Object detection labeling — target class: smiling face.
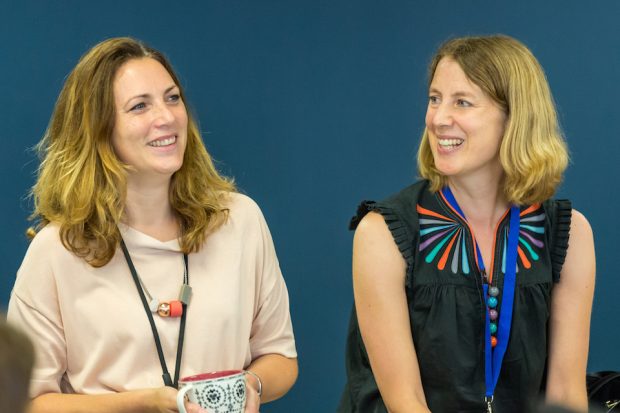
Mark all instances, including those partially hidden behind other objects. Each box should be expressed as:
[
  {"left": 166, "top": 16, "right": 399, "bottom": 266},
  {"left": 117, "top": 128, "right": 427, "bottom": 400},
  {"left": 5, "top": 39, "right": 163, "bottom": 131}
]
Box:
[
  {"left": 111, "top": 57, "right": 188, "bottom": 183},
  {"left": 425, "top": 57, "right": 507, "bottom": 184}
]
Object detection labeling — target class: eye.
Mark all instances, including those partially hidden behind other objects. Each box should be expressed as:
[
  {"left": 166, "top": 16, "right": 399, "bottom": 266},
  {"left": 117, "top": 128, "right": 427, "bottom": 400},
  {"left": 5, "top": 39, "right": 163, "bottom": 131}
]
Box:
[
  {"left": 456, "top": 99, "right": 472, "bottom": 107},
  {"left": 129, "top": 102, "right": 146, "bottom": 112},
  {"left": 428, "top": 95, "right": 440, "bottom": 105},
  {"left": 167, "top": 93, "right": 181, "bottom": 103}
]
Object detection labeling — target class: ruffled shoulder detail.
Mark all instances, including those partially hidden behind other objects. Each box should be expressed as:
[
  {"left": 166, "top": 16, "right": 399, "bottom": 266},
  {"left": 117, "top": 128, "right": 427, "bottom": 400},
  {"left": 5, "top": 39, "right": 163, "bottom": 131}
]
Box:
[
  {"left": 546, "top": 199, "right": 572, "bottom": 283},
  {"left": 348, "top": 200, "right": 377, "bottom": 231},
  {"left": 348, "top": 181, "right": 427, "bottom": 286}
]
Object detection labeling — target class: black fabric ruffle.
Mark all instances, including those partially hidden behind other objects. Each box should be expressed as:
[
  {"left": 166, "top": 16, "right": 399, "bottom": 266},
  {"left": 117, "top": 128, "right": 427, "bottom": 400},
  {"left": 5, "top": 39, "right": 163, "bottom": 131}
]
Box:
[
  {"left": 548, "top": 199, "right": 572, "bottom": 282},
  {"left": 349, "top": 200, "right": 416, "bottom": 287}
]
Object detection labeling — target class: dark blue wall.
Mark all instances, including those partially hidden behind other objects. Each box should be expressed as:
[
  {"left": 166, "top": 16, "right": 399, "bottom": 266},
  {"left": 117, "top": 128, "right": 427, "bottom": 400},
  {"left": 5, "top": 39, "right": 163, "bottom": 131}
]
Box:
[{"left": 2, "top": 1, "right": 618, "bottom": 411}]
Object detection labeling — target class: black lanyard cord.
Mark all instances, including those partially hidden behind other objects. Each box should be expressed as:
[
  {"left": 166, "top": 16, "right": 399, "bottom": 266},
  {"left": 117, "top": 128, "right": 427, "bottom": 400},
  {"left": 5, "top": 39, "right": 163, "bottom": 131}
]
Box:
[
  {"left": 173, "top": 254, "right": 190, "bottom": 386},
  {"left": 120, "top": 239, "right": 188, "bottom": 388}
]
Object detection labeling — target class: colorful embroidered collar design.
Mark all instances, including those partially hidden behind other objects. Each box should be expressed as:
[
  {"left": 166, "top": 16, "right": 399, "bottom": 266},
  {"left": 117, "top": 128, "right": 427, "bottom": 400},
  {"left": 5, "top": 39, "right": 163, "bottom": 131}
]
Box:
[{"left": 417, "top": 201, "right": 545, "bottom": 275}]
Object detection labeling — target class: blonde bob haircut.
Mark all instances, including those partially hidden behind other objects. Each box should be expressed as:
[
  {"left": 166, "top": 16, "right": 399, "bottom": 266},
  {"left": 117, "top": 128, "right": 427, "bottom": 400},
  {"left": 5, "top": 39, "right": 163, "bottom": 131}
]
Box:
[
  {"left": 417, "top": 35, "right": 568, "bottom": 205},
  {"left": 30, "top": 37, "right": 235, "bottom": 267}
]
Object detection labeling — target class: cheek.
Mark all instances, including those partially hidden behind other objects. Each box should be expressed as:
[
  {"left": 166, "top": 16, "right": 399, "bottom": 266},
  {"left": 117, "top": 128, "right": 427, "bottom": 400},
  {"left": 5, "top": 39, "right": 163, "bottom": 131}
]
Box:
[
  {"left": 110, "top": 120, "right": 140, "bottom": 162},
  {"left": 180, "top": 114, "right": 189, "bottom": 131},
  {"left": 110, "top": 129, "right": 123, "bottom": 157},
  {"left": 110, "top": 135, "right": 130, "bottom": 163},
  {"left": 489, "top": 110, "right": 507, "bottom": 139},
  {"left": 490, "top": 120, "right": 506, "bottom": 148},
  {"left": 172, "top": 102, "right": 188, "bottom": 126},
  {"left": 424, "top": 109, "right": 434, "bottom": 129}
]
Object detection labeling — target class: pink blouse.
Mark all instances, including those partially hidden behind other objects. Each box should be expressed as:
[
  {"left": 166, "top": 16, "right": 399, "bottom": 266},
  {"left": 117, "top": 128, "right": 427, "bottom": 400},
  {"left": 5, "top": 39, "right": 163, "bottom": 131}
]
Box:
[{"left": 8, "top": 192, "right": 296, "bottom": 396}]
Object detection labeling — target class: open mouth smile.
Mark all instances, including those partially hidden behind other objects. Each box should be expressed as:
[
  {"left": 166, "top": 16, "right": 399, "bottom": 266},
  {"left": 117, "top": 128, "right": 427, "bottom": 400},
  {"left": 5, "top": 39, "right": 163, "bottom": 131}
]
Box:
[
  {"left": 148, "top": 135, "right": 177, "bottom": 147},
  {"left": 438, "top": 138, "right": 464, "bottom": 149}
]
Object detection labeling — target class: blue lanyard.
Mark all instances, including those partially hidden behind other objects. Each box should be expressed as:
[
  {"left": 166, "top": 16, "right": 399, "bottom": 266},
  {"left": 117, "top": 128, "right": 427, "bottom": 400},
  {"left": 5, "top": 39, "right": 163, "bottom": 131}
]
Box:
[{"left": 441, "top": 187, "right": 520, "bottom": 407}]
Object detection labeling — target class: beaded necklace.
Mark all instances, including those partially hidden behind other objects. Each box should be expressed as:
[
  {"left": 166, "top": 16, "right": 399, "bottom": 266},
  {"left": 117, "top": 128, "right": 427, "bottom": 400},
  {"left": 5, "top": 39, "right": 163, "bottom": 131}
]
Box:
[{"left": 120, "top": 239, "right": 191, "bottom": 388}]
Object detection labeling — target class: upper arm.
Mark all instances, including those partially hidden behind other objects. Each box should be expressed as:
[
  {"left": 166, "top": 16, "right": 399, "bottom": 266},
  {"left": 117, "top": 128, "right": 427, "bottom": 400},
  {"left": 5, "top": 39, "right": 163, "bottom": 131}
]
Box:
[
  {"left": 353, "top": 212, "right": 428, "bottom": 410},
  {"left": 546, "top": 209, "right": 595, "bottom": 409},
  {"left": 247, "top": 197, "right": 296, "bottom": 360},
  {"left": 7, "top": 230, "right": 68, "bottom": 397}
]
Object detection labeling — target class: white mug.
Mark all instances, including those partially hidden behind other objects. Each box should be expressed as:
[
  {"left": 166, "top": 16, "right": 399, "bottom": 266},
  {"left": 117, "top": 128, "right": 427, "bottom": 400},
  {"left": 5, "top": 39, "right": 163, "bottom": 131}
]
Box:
[{"left": 177, "top": 370, "right": 246, "bottom": 413}]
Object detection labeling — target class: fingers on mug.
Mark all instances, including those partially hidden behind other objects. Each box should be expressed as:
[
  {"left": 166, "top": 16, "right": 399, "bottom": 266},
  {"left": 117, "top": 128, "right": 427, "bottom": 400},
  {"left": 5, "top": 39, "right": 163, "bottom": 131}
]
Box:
[{"left": 176, "top": 370, "right": 247, "bottom": 413}]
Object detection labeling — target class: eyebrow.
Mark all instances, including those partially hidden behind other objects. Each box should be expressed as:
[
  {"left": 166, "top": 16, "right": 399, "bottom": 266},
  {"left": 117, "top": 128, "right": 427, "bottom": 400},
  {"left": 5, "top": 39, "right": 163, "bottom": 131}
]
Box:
[
  {"left": 428, "top": 87, "right": 476, "bottom": 98},
  {"left": 123, "top": 85, "right": 179, "bottom": 107}
]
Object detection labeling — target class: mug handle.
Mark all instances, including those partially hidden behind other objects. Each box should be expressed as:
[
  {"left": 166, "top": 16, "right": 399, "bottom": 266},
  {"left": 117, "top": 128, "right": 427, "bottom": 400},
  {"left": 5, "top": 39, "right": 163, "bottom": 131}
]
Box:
[{"left": 176, "top": 383, "right": 194, "bottom": 413}]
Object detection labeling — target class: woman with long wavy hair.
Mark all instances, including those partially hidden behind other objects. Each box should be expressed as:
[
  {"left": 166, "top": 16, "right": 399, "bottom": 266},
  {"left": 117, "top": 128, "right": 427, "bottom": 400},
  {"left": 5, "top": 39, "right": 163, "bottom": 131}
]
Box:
[{"left": 8, "top": 37, "right": 297, "bottom": 413}]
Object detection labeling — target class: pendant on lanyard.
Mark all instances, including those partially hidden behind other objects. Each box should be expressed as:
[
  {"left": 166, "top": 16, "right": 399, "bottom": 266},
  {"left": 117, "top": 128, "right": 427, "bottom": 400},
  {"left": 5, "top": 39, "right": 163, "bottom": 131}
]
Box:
[{"left": 120, "top": 239, "right": 190, "bottom": 388}]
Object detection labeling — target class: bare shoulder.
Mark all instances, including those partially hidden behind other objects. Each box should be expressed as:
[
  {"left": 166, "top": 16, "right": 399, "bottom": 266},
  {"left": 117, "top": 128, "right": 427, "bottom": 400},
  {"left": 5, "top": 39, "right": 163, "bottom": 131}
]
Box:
[
  {"left": 355, "top": 210, "right": 391, "bottom": 239},
  {"left": 353, "top": 211, "right": 400, "bottom": 256},
  {"left": 569, "top": 209, "right": 593, "bottom": 240},
  {"left": 353, "top": 211, "right": 405, "bottom": 283},
  {"left": 565, "top": 208, "right": 595, "bottom": 266}
]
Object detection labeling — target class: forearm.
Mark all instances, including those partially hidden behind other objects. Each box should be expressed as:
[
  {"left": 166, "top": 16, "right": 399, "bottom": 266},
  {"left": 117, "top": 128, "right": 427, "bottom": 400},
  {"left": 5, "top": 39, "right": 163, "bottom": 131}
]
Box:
[
  {"left": 29, "top": 388, "right": 170, "bottom": 413},
  {"left": 245, "top": 354, "right": 298, "bottom": 403},
  {"left": 546, "top": 380, "right": 588, "bottom": 412},
  {"left": 373, "top": 353, "right": 430, "bottom": 413},
  {"left": 385, "top": 399, "right": 432, "bottom": 413}
]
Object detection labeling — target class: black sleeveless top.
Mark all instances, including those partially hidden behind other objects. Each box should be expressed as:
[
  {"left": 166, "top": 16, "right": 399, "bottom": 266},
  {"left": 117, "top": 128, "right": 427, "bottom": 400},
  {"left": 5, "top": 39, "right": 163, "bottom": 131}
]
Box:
[{"left": 338, "top": 181, "right": 572, "bottom": 413}]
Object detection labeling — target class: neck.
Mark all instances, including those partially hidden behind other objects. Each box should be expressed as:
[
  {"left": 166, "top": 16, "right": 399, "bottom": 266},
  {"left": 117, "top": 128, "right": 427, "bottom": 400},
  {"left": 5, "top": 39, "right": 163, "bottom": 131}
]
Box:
[
  {"left": 123, "top": 176, "right": 178, "bottom": 241},
  {"left": 447, "top": 176, "right": 509, "bottom": 229}
]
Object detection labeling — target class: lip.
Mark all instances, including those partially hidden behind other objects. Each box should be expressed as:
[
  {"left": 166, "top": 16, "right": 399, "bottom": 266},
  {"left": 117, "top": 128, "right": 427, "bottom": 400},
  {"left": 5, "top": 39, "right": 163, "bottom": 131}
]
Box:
[
  {"left": 435, "top": 133, "right": 464, "bottom": 140},
  {"left": 434, "top": 133, "right": 464, "bottom": 153}
]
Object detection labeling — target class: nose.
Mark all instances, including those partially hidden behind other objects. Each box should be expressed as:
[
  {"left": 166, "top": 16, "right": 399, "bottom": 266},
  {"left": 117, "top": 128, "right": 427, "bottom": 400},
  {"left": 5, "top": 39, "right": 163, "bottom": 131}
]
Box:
[
  {"left": 152, "top": 101, "right": 175, "bottom": 127},
  {"left": 428, "top": 102, "right": 453, "bottom": 129}
]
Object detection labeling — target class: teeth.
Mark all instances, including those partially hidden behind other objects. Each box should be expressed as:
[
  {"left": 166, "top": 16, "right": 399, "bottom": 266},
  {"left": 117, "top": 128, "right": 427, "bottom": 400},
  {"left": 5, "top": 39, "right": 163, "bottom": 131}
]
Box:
[
  {"left": 149, "top": 136, "right": 176, "bottom": 147},
  {"left": 438, "top": 138, "right": 463, "bottom": 147}
]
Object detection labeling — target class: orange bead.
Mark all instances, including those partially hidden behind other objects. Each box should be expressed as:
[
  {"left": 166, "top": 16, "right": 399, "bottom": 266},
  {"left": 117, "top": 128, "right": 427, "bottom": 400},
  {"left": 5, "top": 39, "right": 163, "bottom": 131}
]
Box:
[
  {"left": 491, "top": 336, "right": 498, "bottom": 348},
  {"left": 169, "top": 300, "right": 183, "bottom": 317}
]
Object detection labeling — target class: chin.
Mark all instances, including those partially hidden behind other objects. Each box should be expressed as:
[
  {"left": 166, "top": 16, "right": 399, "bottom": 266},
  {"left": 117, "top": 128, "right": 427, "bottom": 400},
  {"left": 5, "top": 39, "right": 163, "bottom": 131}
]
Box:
[
  {"left": 433, "top": 161, "right": 460, "bottom": 178},
  {"left": 152, "top": 166, "right": 183, "bottom": 178}
]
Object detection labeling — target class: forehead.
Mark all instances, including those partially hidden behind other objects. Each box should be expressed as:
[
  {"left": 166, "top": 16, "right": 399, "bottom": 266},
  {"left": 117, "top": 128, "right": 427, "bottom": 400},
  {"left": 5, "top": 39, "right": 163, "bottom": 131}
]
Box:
[
  {"left": 113, "top": 58, "right": 175, "bottom": 96},
  {"left": 430, "top": 57, "right": 480, "bottom": 93}
]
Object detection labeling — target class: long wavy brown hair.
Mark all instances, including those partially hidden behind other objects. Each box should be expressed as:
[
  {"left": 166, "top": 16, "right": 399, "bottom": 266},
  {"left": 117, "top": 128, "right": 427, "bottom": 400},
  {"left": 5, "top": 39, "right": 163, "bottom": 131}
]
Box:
[
  {"left": 417, "top": 35, "right": 568, "bottom": 205},
  {"left": 29, "top": 37, "right": 235, "bottom": 267}
]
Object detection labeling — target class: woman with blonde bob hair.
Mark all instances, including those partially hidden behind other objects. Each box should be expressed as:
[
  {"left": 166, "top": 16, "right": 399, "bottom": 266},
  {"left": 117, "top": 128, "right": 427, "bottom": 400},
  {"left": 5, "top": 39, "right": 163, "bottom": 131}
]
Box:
[
  {"left": 339, "top": 35, "right": 595, "bottom": 412},
  {"left": 8, "top": 37, "right": 297, "bottom": 413}
]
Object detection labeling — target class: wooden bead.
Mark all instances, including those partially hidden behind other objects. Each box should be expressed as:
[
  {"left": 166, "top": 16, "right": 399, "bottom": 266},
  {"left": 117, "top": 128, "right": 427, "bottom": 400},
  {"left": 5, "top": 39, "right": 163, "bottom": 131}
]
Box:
[{"left": 157, "top": 302, "right": 171, "bottom": 317}]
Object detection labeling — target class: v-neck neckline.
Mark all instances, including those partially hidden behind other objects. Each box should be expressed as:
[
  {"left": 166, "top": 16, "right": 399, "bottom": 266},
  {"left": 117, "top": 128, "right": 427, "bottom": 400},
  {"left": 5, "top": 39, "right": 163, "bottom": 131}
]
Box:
[
  {"left": 119, "top": 224, "right": 181, "bottom": 252},
  {"left": 437, "top": 190, "right": 512, "bottom": 284}
]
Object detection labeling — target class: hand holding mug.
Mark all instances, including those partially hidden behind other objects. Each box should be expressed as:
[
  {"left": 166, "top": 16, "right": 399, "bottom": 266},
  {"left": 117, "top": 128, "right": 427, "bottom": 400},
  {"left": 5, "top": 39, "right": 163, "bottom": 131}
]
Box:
[
  {"left": 243, "top": 378, "right": 260, "bottom": 413},
  {"left": 177, "top": 370, "right": 247, "bottom": 413}
]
